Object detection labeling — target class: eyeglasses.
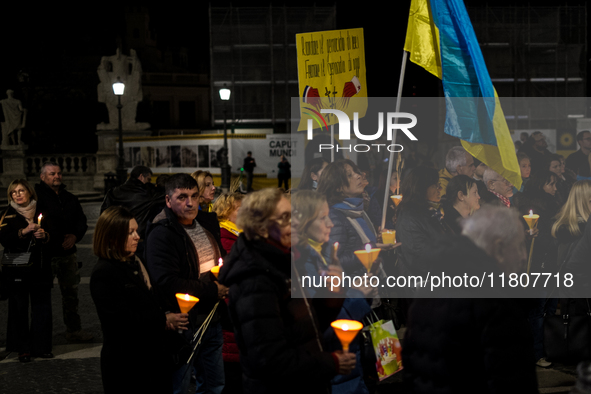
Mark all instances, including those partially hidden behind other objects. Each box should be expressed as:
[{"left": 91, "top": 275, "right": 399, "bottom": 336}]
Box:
[
  {"left": 273, "top": 213, "right": 291, "bottom": 227},
  {"left": 10, "top": 189, "right": 27, "bottom": 196}
]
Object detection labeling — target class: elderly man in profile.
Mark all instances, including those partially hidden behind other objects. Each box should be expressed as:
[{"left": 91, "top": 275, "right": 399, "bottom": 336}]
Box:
[
  {"left": 480, "top": 167, "right": 514, "bottom": 208},
  {"left": 402, "top": 206, "right": 538, "bottom": 393},
  {"left": 438, "top": 146, "right": 475, "bottom": 196}
]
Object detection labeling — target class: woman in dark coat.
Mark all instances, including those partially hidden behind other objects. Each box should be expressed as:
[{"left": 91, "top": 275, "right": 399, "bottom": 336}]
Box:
[
  {"left": 0, "top": 179, "right": 51, "bottom": 362},
  {"left": 514, "top": 170, "right": 561, "bottom": 367},
  {"left": 90, "top": 206, "right": 188, "bottom": 394},
  {"left": 219, "top": 188, "right": 356, "bottom": 394},
  {"left": 394, "top": 166, "right": 449, "bottom": 279}
]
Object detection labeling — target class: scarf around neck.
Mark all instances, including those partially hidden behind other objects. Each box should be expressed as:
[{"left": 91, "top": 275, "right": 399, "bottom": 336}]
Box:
[
  {"left": 219, "top": 220, "right": 242, "bottom": 236},
  {"left": 10, "top": 200, "right": 37, "bottom": 223},
  {"left": 332, "top": 198, "right": 377, "bottom": 244}
]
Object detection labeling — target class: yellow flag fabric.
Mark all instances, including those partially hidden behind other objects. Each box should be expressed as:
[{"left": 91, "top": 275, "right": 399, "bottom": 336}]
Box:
[{"left": 404, "top": 0, "right": 521, "bottom": 189}]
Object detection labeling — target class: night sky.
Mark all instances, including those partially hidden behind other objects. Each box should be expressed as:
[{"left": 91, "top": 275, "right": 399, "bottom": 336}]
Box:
[{"left": 0, "top": 1, "right": 588, "bottom": 153}]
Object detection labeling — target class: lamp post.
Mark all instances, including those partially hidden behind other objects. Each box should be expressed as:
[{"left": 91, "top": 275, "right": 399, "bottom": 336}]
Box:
[
  {"left": 113, "top": 77, "right": 126, "bottom": 184},
  {"left": 219, "top": 85, "right": 231, "bottom": 192}
]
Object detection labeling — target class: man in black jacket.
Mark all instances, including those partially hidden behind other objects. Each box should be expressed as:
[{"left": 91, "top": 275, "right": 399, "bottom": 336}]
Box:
[
  {"left": 243, "top": 151, "right": 256, "bottom": 192},
  {"left": 145, "top": 173, "right": 228, "bottom": 394},
  {"left": 35, "top": 161, "right": 93, "bottom": 343}
]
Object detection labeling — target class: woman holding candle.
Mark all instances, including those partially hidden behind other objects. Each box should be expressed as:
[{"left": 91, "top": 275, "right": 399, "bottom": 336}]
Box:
[
  {"left": 317, "top": 159, "right": 395, "bottom": 277},
  {"left": 219, "top": 188, "right": 356, "bottom": 394},
  {"left": 514, "top": 170, "right": 561, "bottom": 368},
  {"left": 0, "top": 179, "right": 51, "bottom": 363},
  {"left": 90, "top": 206, "right": 188, "bottom": 393},
  {"left": 441, "top": 175, "right": 481, "bottom": 235},
  {"left": 292, "top": 189, "right": 376, "bottom": 394}
]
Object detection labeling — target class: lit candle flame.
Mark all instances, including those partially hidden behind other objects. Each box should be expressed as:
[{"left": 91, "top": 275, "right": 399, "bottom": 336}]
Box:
[
  {"left": 218, "top": 258, "right": 223, "bottom": 267},
  {"left": 38, "top": 213, "right": 43, "bottom": 223},
  {"left": 334, "top": 242, "right": 339, "bottom": 251},
  {"left": 365, "top": 244, "right": 371, "bottom": 252},
  {"left": 342, "top": 324, "right": 349, "bottom": 331},
  {"left": 529, "top": 209, "right": 533, "bottom": 217},
  {"left": 184, "top": 294, "right": 190, "bottom": 301}
]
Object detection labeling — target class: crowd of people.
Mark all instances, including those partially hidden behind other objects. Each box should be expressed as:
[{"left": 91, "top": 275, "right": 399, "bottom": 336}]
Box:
[{"left": 2, "top": 131, "right": 591, "bottom": 393}]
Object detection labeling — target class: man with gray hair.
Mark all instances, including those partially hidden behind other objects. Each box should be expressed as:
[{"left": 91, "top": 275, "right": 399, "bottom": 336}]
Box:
[
  {"left": 402, "top": 205, "right": 538, "bottom": 391},
  {"left": 35, "top": 161, "right": 93, "bottom": 343},
  {"left": 438, "top": 146, "right": 475, "bottom": 196},
  {"left": 480, "top": 167, "right": 514, "bottom": 207}
]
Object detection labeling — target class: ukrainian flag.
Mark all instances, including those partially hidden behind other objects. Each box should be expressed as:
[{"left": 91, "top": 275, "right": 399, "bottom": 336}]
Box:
[{"left": 404, "top": 0, "right": 521, "bottom": 189}]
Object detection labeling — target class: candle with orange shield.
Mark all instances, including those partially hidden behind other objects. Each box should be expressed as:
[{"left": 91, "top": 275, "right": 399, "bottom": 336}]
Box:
[
  {"left": 175, "top": 293, "right": 199, "bottom": 333},
  {"left": 354, "top": 244, "right": 381, "bottom": 273},
  {"left": 211, "top": 258, "right": 223, "bottom": 279},
  {"left": 390, "top": 195, "right": 402, "bottom": 207},
  {"left": 523, "top": 210, "right": 539, "bottom": 236},
  {"left": 176, "top": 293, "right": 199, "bottom": 314},
  {"left": 331, "top": 319, "right": 363, "bottom": 353},
  {"left": 523, "top": 210, "right": 540, "bottom": 274}
]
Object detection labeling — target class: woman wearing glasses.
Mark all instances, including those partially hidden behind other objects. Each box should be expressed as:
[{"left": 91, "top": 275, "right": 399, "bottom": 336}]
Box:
[
  {"left": 219, "top": 188, "right": 356, "bottom": 394},
  {"left": 0, "top": 179, "right": 51, "bottom": 363}
]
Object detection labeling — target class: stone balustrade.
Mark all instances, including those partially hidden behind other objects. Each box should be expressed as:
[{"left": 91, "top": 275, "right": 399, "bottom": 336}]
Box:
[{"left": 24, "top": 154, "right": 98, "bottom": 191}]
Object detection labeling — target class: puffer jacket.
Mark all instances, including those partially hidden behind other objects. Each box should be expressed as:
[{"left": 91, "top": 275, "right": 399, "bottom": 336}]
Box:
[{"left": 219, "top": 234, "right": 339, "bottom": 394}]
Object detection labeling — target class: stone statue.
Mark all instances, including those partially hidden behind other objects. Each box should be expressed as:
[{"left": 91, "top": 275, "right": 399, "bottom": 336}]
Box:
[
  {"left": 1, "top": 90, "right": 27, "bottom": 147},
  {"left": 97, "top": 48, "right": 150, "bottom": 131}
]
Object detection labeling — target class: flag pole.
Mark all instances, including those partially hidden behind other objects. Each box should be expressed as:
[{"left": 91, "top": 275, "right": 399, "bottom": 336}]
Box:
[{"left": 381, "top": 50, "right": 408, "bottom": 231}]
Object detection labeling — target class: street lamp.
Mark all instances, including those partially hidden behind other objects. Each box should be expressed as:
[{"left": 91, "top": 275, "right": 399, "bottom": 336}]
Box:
[
  {"left": 113, "top": 77, "right": 126, "bottom": 184},
  {"left": 219, "top": 85, "right": 231, "bottom": 191}
]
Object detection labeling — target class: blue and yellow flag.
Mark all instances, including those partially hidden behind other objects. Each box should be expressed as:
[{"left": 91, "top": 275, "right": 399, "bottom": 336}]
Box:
[{"left": 404, "top": 0, "right": 521, "bottom": 189}]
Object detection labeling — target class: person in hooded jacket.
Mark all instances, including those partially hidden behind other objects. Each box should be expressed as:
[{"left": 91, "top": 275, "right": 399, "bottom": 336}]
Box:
[{"left": 218, "top": 188, "right": 356, "bottom": 394}]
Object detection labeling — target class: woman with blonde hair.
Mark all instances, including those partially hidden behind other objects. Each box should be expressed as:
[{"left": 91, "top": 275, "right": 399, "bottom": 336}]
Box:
[
  {"left": 191, "top": 170, "right": 216, "bottom": 211},
  {"left": 292, "top": 189, "right": 376, "bottom": 394},
  {"left": 552, "top": 180, "right": 591, "bottom": 283},
  {"left": 190, "top": 170, "right": 225, "bottom": 256},
  {"left": 0, "top": 179, "right": 51, "bottom": 362},
  {"left": 212, "top": 192, "right": 245, "bottom": 255}
]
